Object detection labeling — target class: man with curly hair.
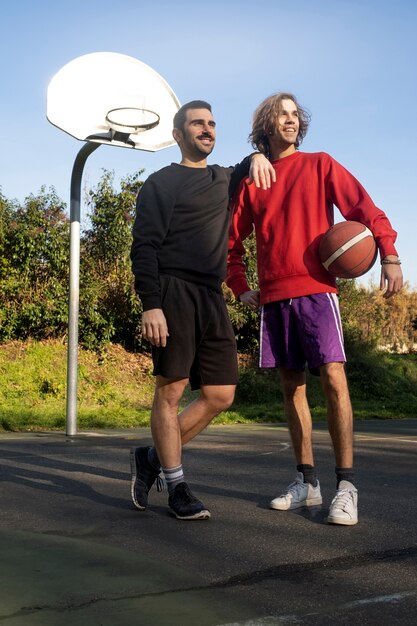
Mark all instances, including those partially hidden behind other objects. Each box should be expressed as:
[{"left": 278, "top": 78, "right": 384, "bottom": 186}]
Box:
[{"left": 226, "top": 92, "right": 403, "bottom": 525}]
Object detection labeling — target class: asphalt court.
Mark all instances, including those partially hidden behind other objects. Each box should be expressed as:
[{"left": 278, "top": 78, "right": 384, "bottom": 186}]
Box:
[{"left": 0, "top": 420, "right": 416, "bottom": 625}]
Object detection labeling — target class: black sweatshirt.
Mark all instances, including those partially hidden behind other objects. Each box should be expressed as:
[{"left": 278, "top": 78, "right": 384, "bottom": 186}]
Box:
[{"left": 130, "top": 158, "right": 250, "bottom": 311}]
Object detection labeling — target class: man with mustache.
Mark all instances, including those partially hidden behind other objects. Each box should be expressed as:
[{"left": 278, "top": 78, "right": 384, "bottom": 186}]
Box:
[
  {"left": 227, "top": 92, "right": 403, "bottom": 526},
  {"left": 130, "top": 100, "right": 274, "bottom": 520}
]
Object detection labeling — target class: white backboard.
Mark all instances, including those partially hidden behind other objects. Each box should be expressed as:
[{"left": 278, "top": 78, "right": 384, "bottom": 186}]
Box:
[{"left": 47, "top": 52, "right": 180, "bottom": 151}]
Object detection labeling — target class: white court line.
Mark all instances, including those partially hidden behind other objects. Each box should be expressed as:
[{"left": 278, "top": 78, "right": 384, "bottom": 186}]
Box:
[
  {"left": 218, "top": 590, "right": 417, "bottom": 625},
  {"left": 354, "top": 434, "right": 417, "bottom": 444},
  {"left": 259, "top": 444, "right": 291, "bottom": 455},
  {"left": 313, "top": 430, "right": 417, "bottom": 444}
]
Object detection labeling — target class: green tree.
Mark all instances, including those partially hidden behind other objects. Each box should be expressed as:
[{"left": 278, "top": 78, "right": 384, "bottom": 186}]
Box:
[
  {"left": 226, "top": 232, "right": 260, "bottom": 354},
  {"left": 0, "top": 189, "right": 13, "bottom": 279},
  {"left": 337, "top": 279, "right": 381, "bottom": 347},
  {"left": 80, "top": 170, "right": 144, "bottom": 350},
  {"left": 84, "top": 169, "right": 141, "bottom": 268},
  {"left": 0, "top": 187, "right": 69, "bottom": 341}
]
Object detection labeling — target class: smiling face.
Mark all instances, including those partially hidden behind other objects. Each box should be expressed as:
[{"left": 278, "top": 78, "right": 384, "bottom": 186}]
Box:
[
  {"left": 270, "top": 98, "right": 300, "bottom": 155},
  {"left": 173, "top": 107, "right": 216, "bottom": 164}
]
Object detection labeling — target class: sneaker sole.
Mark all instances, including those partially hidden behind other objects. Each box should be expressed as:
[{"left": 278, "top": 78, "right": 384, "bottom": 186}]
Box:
[
  {"left": 327, "top": 515, "right": 358, "bottom": 526},
  {"left": 130, "top": 449, "right": 146, "bottom": 511},
  {"left": 270, "top": 496, "right": 323, "bottom": 511},
  {"left": 171, "top": 509, "right": 211, "bottom": 520}
]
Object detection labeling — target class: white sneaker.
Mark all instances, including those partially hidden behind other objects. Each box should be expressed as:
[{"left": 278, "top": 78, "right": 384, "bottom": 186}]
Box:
[
  {"left": 270, "top": 472, "right": 322, "bottom": 510},
  {"left": 327, "top": 480, "right": 358, "bottom": 525}
]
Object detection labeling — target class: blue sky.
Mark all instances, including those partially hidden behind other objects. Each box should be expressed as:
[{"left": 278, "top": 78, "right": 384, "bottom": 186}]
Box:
[{"left": 1, "top": 0, "right": 416, "bottom": 287}]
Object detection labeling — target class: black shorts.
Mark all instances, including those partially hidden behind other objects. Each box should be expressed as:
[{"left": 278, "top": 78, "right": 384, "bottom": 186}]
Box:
[{"left": 152, "top": 274, "right": 238, "bottom": 390}]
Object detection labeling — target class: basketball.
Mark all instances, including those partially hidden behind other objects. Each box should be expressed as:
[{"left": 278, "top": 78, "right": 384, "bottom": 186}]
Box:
[{"left": 319, "top": 220, "right": 378, "bottom": 278}]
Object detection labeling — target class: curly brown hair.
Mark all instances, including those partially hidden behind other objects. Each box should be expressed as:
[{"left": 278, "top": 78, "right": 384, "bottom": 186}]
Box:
[{"left": 249, "top": 93, "right": 311, "bottom": 157}]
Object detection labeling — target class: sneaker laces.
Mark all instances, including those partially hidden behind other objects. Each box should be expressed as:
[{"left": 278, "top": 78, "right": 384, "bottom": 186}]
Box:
[
  {"left": 285, "top": 475, "right": 305, "bottom": 498},
  {"left": 156, "top": 474, "right": 164, "bottom": 493},
  {"left": 331, "top": 487, "right": 353, "bottom": 511}
]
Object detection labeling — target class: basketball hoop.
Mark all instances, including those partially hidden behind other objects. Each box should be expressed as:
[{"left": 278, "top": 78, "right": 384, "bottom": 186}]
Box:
[
  {"left": 86, "top": 107, "right": 161, "bottom": 147},
  {"left": 106, "top": 107, "right": 160, "bottom": 133}
]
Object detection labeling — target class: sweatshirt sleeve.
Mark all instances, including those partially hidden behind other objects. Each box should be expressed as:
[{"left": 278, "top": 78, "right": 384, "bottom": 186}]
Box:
[
  {"left": 130, "top": 175, "right": 175, "bottom": 310},
  {"left": 226, "top": 180, "right": 254, "bottom": 297},
  {"left": 228, "top": 156, "right": 251, "bottom": 198},
  {"left": 324, "top": 155, "right": 399, "bottom": 259}
]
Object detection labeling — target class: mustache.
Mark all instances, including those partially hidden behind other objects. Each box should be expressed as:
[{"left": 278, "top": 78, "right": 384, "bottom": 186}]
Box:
[{"left": 197, "top": 132, "right": 214, "bottom": 140}]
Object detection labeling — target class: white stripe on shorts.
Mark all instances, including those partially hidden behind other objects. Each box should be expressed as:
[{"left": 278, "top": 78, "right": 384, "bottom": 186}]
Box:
[
  {"left": 326, "top": 292, "right": 346, "bottom": 361},
  {"left": 259, "top": 305, "right": 265, "bottom": 367}
]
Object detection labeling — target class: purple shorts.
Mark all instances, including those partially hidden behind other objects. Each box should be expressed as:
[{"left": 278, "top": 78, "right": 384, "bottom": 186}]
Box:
[{"left": 259, "top": 293, "right": 346, "bottom": 372}]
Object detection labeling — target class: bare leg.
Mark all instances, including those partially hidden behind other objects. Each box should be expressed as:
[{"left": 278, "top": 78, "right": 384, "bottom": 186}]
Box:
[
  {"left": 179, "top": 384, "right": 236, "bottom": 444},
  {"left": 320, "top": 362, "right": 353, "bottom": 468},
  {"left": 150, "top": 376, "right": 188, "bottom": 469},
  {"left": 279, "top": 367, "right": 314, "bottom": 466},
  {"left": 151, "top": 377, "right": 235, "bottom": 468}
]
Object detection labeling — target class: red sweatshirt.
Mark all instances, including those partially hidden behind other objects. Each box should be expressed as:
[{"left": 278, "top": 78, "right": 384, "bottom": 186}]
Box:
[{"left": 226, "top": 151, "right": 399, "bottom": 304}]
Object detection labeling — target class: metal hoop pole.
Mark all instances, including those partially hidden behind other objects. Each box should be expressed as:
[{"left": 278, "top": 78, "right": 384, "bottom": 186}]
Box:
[{"left": 66, "top": 142, "right": 100, "bottom": 436}]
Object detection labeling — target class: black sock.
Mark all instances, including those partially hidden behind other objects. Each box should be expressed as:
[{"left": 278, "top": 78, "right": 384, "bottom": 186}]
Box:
[
  {"left": 335, "top": 467, "right": 355, "bottom": 488},
  {"left": 297, "top": 464, "right": 318, "bottom": 487}
]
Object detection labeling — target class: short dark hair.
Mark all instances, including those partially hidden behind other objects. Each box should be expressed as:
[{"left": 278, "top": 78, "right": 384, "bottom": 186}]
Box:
[
  {"left": 249, "top": 92, "right": 311, "bottom": 157},
  {"left": 173, "top": 100, "right": 212, "bottom": 132}
]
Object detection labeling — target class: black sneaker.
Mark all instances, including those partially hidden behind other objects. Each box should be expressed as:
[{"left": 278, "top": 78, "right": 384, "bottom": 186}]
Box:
[
  {"left": 130, "top": 446, "right": 163, "bottom": 510},
  {"left": 168, "top": 482, "right": 211, "bottom": 520}
]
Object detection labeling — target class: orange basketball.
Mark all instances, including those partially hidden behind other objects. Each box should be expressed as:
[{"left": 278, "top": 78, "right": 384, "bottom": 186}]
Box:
[{"left": 319, "top": 221, "right": 378, "bottom": 279}]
